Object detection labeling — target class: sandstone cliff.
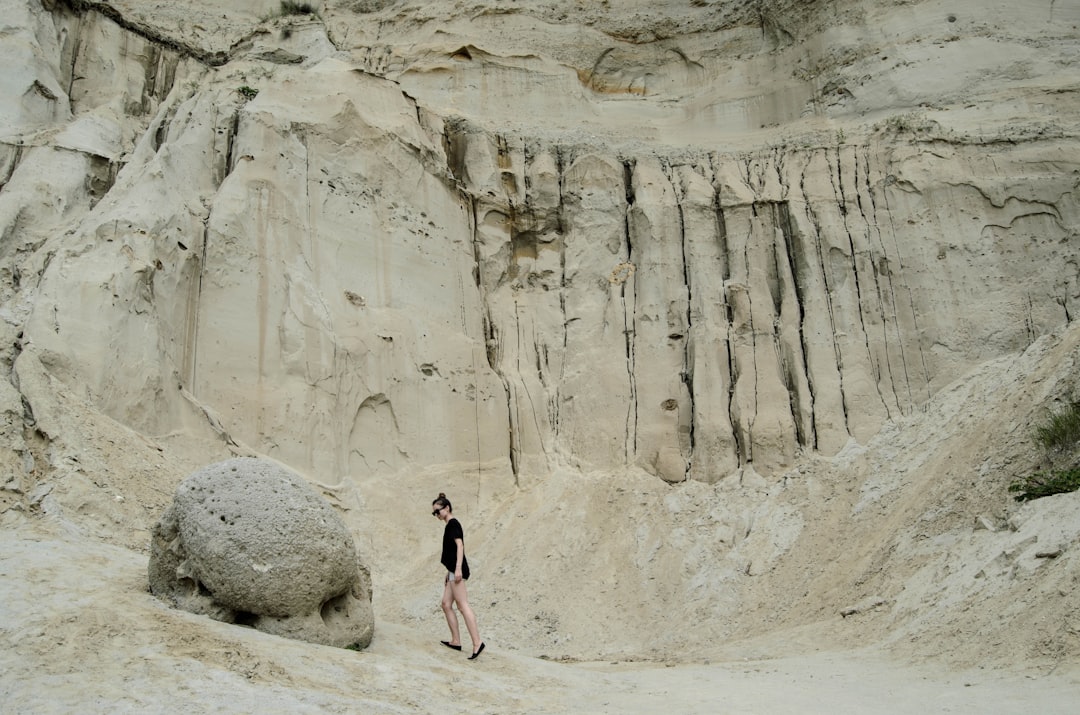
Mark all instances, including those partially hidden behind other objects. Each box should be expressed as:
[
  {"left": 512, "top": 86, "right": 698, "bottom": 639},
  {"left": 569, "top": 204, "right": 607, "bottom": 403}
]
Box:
[
  {"left": 5, "top": 0, "right": 1077, "bottom": 487},
  {"left": 2, "top": 0, "right": 1079, "bottom": 705}
]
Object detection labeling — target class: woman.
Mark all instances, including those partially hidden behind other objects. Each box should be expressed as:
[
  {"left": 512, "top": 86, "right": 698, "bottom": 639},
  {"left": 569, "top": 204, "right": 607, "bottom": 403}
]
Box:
[{"left": 432, "top": 492, "right": 484, "bottom": 659}]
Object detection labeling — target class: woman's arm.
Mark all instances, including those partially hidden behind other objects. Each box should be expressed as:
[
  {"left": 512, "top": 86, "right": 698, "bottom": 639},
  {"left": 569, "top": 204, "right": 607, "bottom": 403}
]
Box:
[{"left": 454, "top": 538, "right": 465, "bottom": 581}]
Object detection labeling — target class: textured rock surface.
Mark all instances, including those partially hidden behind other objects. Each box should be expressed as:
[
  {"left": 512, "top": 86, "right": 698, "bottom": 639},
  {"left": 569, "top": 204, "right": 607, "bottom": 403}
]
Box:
[
  {"left": 149, "top": 457, "right": 373, "bottom": 649},
  {"left": 1, "top": 0, "right": 1079, "bottom": 703},
  {"left": 3, "top": 0, "right": 1077, "bottom": 488}
]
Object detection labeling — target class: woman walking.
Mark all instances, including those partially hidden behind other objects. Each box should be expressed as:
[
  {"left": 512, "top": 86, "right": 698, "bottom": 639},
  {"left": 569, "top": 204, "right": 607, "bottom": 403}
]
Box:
[{"left": 432, "top": 492, "right": 484, "bottom": 659}]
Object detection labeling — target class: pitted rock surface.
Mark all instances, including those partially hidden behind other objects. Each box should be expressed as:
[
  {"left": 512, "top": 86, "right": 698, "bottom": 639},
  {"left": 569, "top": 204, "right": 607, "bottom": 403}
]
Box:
[{"left": 148, "top": 458, "right": 373, "bottom": 649}]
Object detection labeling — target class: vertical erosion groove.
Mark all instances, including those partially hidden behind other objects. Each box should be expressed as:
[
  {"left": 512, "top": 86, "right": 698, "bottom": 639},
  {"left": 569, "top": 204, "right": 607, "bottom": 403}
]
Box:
[
  {"left": 743, "top": 204, "right": 757, "bottom": 467},
  {"left": 715, "top": 197, "right": 742, "bottom": 466},
  {"left": 622, "top": 159, "right": 638, "bottom": 462},
  {"left": 713, "top": 183, "right": 731, "bottom": 283},
  {"left": 442, "top": 119, "right": 470, "bottom": 186},
  {"left": 467, "top": 195, "right": 492, "bottom": 365},
  {"left": 457, "top": 152, "right": 516, "bottom": 481},
  {"left": 555, "top": 145, "right": 568, "bottom": 351},
  {"left": 509, "top": 300, "right": 524, "bottom": 479},
  {"left": 142, "top": 44, "right": 161, "bottom": 114},
  {"left": 867, "top": 148, "right": 919, "bottom": 410},
  {"left": 819, "top": 148, "right": 849, "bottom": 428},
  {"left": 851, "top": 145, "right": 895, "bottom": 419},
  {"left": 554, "top": 145, "right": 567, "bottom": 442},
  {"left": 834, "top": 145, "right": 888, "bottom": 425},
  {"left": 666, "top": 163, "right": 695, "bottom": 475},
  {"left": 878, "top": 159, "right": 932, "bottom": 404},
  {"left": 66, "top": 13, "right": 83, "bottom": 104},
  {"left": 776, "top": 200, "right": 815, "bottom": 448},
  {"left": 465, "top": 180, "right": 517, "bottom": 480},
  {"left": 221, "top": 109, "right": 240, "bottom": 185},
  {"left": 185, "top": 215, "right": 209, "bottom": 393},
  {"left": 833, "top": 146, "right": 867, "bottom": 333},
  {"left": 150, "top": 98, "right": 176, "bottom": 153}
]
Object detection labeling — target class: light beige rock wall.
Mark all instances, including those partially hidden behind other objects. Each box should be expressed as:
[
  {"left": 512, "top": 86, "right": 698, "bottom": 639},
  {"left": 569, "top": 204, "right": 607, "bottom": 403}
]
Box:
[{"left": 1, "top": 0, "right": 1077, "bottom": 491}]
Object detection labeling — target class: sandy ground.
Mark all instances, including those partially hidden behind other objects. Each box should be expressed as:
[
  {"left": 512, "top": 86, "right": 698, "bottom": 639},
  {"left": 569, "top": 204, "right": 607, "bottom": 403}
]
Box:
[
  {"left": 3, "top": 329, "right": 1080, "bottom": 713},
  {"left": 2, "top": 520, "right": 1078, "bottom": 715}
]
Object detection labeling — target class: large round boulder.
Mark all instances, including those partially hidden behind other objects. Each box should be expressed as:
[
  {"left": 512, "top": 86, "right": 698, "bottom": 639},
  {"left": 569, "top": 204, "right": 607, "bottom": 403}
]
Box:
[{"left": 148, "top": 457, "right": 373, "bottom": 649}]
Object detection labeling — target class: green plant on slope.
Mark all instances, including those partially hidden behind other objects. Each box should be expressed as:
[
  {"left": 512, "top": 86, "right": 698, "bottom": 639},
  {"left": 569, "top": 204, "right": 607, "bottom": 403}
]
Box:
[
  {"left": 237, "top": 86, "right": 258, "bottom": 100},
  {"left": 279, "top": 1, "right": 318, "bottom": 15},
  {"left": 1010, "top": 468, "right": 1080, "bottom": 502},
  {"left": 1033, "top": 400, "right": 1080, "bottom": 455},
  {"left": 260, "top": 1, "right": 320, "bottom": 22},
  {"left": 1010, "top": 401, "right": 1080, "bottom": 501}
]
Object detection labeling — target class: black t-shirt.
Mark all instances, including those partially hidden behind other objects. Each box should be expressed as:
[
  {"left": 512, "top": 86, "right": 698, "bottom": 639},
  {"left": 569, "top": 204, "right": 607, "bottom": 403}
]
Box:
[{"left": 441, "top": 518, "right": 470, "bottom": 580}]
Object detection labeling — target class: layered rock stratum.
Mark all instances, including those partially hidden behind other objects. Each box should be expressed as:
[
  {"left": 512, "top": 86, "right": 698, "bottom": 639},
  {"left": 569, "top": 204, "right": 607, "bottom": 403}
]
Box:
[{"left": 1, "top": 0, "right": 1079, "bottom": 711}]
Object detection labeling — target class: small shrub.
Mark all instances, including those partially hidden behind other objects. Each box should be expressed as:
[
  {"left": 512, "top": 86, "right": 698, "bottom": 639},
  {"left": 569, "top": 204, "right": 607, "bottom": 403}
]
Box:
[
  {"left": 237, "top": 86, "right": 259, "bottom": 100},
  {"left": 1009, "top": 468, "right": 1080, "bottom": 502},
  {"left": 280, "top": 1, "right": 318, "bottom": 15},
  {"left": 1033, "top": 401, "right": 1080, "bottom": 455},
  {"left": 1011, "top": 401, "right": 1080, "bottom": 501},
  {"left": 882, "top": 112, "right": 923, "bottom": 134}
]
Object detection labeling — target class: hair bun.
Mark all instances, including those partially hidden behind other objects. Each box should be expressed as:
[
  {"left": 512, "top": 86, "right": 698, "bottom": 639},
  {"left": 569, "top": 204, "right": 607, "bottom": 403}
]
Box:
[{"left": 438, "top": 492, "right": 447, "bottom": 499}]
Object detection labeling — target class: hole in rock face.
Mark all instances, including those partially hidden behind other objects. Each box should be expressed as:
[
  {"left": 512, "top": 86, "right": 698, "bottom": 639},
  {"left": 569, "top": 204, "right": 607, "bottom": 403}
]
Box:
[
  {"left": 661, "top": 399, "right": 679, "bottom": 411},
  {"left": 947, "top": 14, "right": 957, "bottom": 22},
  {"left": 234, "top": 611, "right": 258, "bottom": 627},
  {"left": 320, "top": 592, "right": 351, "bottom": 627}
]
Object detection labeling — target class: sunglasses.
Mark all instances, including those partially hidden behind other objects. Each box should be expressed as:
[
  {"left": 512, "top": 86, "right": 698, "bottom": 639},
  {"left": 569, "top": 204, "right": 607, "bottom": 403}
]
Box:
[{"left": 432, "top": 505, "right": 445, "bottom": 517}]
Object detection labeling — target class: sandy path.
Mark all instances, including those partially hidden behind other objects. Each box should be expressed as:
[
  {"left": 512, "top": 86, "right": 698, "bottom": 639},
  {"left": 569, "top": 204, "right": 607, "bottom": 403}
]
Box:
[{"left": 2, "top": 525, "right": 1078, "bottom": 714}]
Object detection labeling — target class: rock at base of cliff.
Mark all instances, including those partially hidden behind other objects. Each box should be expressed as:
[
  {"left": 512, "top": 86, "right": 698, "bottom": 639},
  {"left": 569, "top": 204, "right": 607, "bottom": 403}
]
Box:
[{"left": 148, "top": 457, "right": 373, "bottom": 649}]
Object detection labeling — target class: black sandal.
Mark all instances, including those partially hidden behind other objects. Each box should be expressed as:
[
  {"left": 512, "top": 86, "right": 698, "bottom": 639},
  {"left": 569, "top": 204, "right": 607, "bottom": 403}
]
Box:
[{"left": 441, "top": 641, "right": 462, "bottom": 651}]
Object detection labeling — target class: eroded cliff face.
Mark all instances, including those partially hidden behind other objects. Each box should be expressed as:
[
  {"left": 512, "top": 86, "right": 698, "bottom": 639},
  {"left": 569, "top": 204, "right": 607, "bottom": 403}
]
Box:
[
  {"left": 3, "top": 0, "right": 1080, "bottom": 679},
  {"left": 1, "top": 0, "right": 1078, "bottom": 494}
]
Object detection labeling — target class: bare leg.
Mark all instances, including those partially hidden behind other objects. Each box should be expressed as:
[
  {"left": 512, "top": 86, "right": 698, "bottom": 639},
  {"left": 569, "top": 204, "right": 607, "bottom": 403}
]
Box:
[
  {"left": 449, "top": 578, "right": 482, "bottom": 653},
  {"left": 440, "top": 577, "right": 461, "bottom": 646}
]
